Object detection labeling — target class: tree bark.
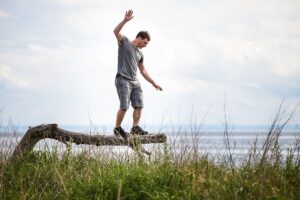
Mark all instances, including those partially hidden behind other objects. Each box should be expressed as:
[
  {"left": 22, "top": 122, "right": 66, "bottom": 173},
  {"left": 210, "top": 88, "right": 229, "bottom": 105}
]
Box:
[{"left": 12, "top": 124, "right": 167, "bottom": 158}]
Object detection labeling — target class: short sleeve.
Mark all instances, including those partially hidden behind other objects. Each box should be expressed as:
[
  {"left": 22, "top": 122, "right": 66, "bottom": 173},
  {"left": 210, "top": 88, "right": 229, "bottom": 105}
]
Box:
[
  {"left": 139, "top": 52, "right": 144, "bottom": 64},
  {"left": 139, "top": 56, "right": 143, "bottom": 63},
  {"left": 118, "top": 36, "right": 127, "bottom": 46}
]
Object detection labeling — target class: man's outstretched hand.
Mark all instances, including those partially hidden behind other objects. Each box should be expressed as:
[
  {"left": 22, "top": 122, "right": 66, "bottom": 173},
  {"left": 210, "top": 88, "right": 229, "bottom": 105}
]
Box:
[
  {"left": 124, "top": 10, "right": 134, "bottom": 22},
  {"left": 153, "top": 83, "right": 163, "bottom": 91}
]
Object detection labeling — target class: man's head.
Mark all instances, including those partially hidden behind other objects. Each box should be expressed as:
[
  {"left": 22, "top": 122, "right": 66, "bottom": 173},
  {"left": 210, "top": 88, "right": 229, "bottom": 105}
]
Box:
[{"left": 135, "top": 31, "right": 150, "bottom": 49}]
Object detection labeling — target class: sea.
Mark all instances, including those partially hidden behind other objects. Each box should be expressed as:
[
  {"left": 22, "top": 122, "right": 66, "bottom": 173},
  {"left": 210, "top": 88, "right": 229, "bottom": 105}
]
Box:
[{"left": 1, "top": 124, "right": 299, "bottom": 163}]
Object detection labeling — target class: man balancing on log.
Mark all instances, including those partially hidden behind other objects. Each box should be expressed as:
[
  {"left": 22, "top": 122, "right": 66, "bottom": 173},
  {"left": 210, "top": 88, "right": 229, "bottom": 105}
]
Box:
[{"left": 113, "top": 10, "right": 163, "bottom": 139}]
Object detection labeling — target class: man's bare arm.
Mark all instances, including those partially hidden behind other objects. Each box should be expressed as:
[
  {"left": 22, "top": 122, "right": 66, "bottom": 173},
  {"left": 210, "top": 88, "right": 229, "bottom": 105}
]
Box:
[
  {"left": 113, "top": 10, "right": 134, "bottom": 42},
  {"left": 138, "top": 63, "right": 163, "bottom": 91}
]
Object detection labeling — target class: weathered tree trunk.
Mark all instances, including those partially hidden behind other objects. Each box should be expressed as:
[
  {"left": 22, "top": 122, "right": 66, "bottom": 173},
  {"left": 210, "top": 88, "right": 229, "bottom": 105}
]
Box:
[{"left": 12, "top": 124, "right": 167, "bottom": 158}]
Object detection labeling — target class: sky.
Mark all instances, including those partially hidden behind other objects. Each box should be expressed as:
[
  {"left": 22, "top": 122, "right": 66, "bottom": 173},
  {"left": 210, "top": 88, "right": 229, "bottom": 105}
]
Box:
[{"left": 0, "top": 0, "right": 300, "bottom": 129}]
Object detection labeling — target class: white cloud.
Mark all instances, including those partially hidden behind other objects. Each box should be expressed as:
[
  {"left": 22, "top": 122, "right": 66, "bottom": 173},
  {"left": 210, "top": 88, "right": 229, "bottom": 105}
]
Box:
[
  {"left": 0, "top": 65, "right": 30, "bottom": 89},
  {"left": 63, "top": 8, "right": 118, "bottom": 35},
  {"left": 0, "top": 10, "right": 9, "bottom": 18},
  {"left": 51, "top": 0, "right": 102, "bottom": 6},
  {"left": 1, "top": 0, "right": 300, "bottom": 125},
  {"left": 244, "top": 82, "right": 260, "bottom": 88}
]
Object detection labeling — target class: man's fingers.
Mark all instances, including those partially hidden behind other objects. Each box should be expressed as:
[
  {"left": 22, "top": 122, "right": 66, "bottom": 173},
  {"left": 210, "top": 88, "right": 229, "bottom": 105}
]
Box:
[
  {"left": 126, "top": 10, "right": 133, "bottom": 16},
  {"left": 125, "top": 10, "right": 134, "bottom": 21}
]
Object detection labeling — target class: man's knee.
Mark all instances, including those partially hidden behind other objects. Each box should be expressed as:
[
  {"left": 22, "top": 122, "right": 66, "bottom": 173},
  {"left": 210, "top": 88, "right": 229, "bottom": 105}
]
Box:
[
  {"left": 133, "top": 107, "right": 142, "bottom": 111},
  {"left": 119, "top": 108, "right": 127, "bottom": 113}
]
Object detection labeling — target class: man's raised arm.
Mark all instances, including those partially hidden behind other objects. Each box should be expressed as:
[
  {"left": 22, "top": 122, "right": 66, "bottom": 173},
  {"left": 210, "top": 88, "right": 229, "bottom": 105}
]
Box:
[{"left": 113, "top": 10, "right": 134, "bottom": 42}]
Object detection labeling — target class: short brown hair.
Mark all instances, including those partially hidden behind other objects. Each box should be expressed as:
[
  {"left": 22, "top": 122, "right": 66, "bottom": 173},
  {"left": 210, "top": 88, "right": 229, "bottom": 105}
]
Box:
[{"left": 136, "top": 31, "right": 151, "bottom": 41}]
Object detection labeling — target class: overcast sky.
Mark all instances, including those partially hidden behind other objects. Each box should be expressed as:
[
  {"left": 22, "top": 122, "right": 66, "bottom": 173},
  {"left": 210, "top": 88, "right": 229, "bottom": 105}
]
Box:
[{"left": 0, "top": 0, "right": 300, "bottom": 129}]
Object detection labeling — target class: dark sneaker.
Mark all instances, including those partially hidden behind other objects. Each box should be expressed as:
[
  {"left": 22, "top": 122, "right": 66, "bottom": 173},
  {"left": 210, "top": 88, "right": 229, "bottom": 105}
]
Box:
[
  {"left": 130, "top": 126, "right": 148, "bottom": 135},
  {"left": 114, "top": 127, "right": 129, "bottom": 139}
]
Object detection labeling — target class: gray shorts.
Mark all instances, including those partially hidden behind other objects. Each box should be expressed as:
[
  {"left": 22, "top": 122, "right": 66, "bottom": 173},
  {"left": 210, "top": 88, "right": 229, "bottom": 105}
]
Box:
[{"left": 115, "top": 76, "right": 143, "bottom": 109}]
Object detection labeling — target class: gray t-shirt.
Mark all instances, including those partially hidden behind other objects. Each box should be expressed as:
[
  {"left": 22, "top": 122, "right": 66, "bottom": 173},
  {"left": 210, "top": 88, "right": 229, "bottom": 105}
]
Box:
[{"left": 117, "top": 36, "right": 144, "bottom": 81}]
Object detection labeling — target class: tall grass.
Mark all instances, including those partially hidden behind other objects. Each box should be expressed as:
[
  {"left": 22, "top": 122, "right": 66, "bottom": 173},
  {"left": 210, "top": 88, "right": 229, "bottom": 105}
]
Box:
[{"left": 0, "top": 105, "right": 300, "bottom": 199}]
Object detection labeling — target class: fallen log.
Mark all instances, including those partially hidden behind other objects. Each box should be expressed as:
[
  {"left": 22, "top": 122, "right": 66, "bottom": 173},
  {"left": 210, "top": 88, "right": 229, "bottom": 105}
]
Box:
[{"left": 12, "top": 124, "right": 167, "bottom": 158}]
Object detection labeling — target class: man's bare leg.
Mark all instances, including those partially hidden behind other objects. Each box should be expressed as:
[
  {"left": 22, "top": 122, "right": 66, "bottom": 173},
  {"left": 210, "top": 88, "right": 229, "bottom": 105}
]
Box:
[
  {"left": 133, "top": 107, "right": 142, "bottom": 127},
  {"left": 115, "top": 109, "right": 127, "bottom": 128},
  {"left": 131, "top": 107, "right": 148, "bottom": 135}
]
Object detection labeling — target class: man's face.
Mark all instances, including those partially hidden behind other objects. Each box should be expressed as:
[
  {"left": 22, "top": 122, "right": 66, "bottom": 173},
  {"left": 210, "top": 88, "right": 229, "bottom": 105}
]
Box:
[{"left": 138, "top": 38, "right": 149, "bottom": 49}]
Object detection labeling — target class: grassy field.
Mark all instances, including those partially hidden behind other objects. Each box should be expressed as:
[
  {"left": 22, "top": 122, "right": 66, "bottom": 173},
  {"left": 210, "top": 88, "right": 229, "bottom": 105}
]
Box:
[
  {"left": 0, "top": 105, "right": 299, "bottom": 199},
  {"left": 0, "top": 131, "right": 299, "bottom": 200}
]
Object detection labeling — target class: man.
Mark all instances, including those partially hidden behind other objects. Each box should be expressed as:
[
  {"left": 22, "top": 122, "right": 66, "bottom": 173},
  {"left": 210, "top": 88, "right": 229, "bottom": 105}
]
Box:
[{"left": 113, "top": 10, "right": 163, "bottom": 139}]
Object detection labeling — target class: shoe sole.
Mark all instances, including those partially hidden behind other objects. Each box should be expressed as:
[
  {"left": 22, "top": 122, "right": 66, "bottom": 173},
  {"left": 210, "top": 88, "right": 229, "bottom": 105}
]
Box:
[{"left": 130, "top": 132, "right": 148, "bottom": 135}]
